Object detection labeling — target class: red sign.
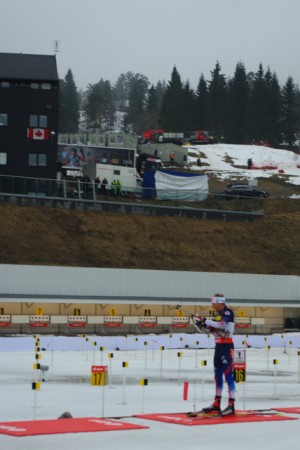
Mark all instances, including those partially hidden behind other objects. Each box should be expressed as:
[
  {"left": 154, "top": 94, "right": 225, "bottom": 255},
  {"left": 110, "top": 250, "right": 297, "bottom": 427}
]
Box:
[
  {"left": 236, "top": 323, "right": 250, "bottom": 328},
  {"left": 233, "top": 362, "right": 246, "bottom": 370},
  {"left": 0, "top": 322, "right": 10, "bottom": 327},
  {"left": 29, "top": 323, "right": 48, "bottom": 328},
  {"left": 104, "top": 323, "right": 122, "bottom": 327},
  {"left": 68, "top": 322, "right": 86, "bottom": 328},
  {"left": 233, "top": 361, "right": 247, "bottom": 382},
  {"left": 172, "top": 323, "right": 188, "bottom": 328},
  {"left": 139, "top": 323, "right": 156, "bottom": 327},
  {"left": 91, "top": 365, "right": 108, "bottom": 373}
]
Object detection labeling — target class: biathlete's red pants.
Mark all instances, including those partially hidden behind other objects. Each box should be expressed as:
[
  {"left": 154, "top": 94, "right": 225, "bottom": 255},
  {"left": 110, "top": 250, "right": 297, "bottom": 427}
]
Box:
[{"left": 213, "top": 343, "right": 235, "bottom": 399}]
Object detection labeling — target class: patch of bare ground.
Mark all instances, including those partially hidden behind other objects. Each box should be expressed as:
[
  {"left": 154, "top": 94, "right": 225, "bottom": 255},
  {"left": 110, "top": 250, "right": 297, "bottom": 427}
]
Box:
[{"left": 0, "top": 199, "right": 299, "bottom": 275}]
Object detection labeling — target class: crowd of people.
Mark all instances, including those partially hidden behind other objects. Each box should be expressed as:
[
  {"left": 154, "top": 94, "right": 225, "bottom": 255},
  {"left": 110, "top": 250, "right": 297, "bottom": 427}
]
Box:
[{"left": 93, "top": 177, "right": 123, "bottom": 196}]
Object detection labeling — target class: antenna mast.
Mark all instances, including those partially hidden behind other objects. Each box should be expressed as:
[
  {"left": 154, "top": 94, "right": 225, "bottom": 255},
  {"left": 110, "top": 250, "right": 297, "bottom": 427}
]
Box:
[{"left": 53, "top": 40, "right": 60, "bottom": 53}]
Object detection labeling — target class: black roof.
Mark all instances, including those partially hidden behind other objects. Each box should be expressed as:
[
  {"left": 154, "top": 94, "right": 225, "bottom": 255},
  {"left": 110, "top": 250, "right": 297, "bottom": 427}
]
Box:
[{"left": 0, "top": 52, "right": 58, "bottom": 82}]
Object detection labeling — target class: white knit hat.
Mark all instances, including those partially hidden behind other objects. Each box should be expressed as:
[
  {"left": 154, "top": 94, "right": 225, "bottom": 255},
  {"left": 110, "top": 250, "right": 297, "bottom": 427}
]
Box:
[{"left": 210, "top": 295, "right": 226, "bottom": 304}]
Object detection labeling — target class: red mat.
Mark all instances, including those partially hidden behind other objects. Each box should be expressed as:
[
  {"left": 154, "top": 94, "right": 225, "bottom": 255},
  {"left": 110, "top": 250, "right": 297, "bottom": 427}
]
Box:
[
  {"left": 134, "top": 411, "right": 297, "bottom": 426},
  {"left": 0, "top": 417, "right": 149, "bottom": 437},
  {"left": 274, "top": 407, "right": 300, "bottom": 414}
]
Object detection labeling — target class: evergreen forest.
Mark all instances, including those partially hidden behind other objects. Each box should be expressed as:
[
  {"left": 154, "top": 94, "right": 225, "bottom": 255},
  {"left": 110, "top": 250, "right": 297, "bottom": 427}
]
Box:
[{"left": 59, "top": 61, "right": 300, "bottom": 149}]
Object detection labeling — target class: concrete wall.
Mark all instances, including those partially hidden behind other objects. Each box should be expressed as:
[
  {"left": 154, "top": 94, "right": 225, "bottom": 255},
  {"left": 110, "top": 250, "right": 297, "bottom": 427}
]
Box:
[{"left": 0, "top": 264, "right": 299, "bottom": 306}]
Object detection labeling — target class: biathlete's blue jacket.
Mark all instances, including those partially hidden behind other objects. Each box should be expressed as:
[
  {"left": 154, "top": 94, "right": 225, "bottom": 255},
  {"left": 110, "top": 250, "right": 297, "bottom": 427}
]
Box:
[{"left": 204, "top": 306, "right": 235, "bottom": 344}]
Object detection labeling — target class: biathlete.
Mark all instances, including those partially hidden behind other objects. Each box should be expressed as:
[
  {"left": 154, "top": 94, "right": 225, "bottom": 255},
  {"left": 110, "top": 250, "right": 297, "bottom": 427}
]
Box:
[{"left": 194, "top": 293, "right": 236, "bottom": 416}]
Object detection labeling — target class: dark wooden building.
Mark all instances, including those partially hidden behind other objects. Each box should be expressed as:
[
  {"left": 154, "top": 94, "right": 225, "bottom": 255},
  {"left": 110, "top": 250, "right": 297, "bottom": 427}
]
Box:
[{"left": 0, "top": 52, "right": 59, "bottom": 179}]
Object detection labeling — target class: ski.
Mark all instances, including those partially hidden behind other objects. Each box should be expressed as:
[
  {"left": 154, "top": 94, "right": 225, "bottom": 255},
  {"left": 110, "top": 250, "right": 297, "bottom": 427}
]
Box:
[
  {"left": 186, "top": 408, "right": 275, "bottom": 419},
  {"left": 186, "top": 411, "right": 222, "bottom": 418}
]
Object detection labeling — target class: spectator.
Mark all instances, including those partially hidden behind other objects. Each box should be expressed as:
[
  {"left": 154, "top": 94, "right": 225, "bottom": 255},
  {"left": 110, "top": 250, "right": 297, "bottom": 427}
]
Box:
[
  {"left": 94, "top": 176, "right": 101, "bottom": 194},
  {"left": 101, "top": 177, "right": 108, "bottom": 195},
  {"left": 116, "top": 180, "right": 122, "bottom": 197},
  {"left": 111, "top": 179, "right": 117, "bottom": 195},
  {"left": 82, "top": 175, "right": 90, "bottom": 197}
]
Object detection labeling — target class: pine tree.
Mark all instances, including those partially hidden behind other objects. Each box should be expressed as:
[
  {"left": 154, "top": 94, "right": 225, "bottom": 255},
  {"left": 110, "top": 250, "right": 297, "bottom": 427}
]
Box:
[
  {"left": 195, "top": 74, "right": 208, "bottom": 130},
  {"left": 207, "top": 62, "right": 227, "bottom": 141},
  {"left": 159, "top": 66, "right": 185, "bottom": 131},
  {"left": 281, "top": 76, "right": 299, "bottom": 147},
  {"left": 248, "top": 63, "right": 268, "bottom": 142},
  {"left": 264, "top": 70, "right": 282, "bottom": 146},
  {"left": 144, "top": 85, "right": 159, "bottom": 129},
  {"left": 59, "top": 69, "right": 80, "bottom": 133},
  {"left": 155, "top": 80, "right": 167, "bottom": 112},
  {"left": 142, "top": 81, "right": 166, "bottom": 131},
  {"left": 124, "top": 73, "right": 149, "bottom": 134},
  {"left": 114, "top": 73, "right": 129, "bottom": 109},
  {"left": 84, "top": 79, "right": 115, "bottom": 131},
  {"left": 182, "top": 81, "right": 197, "bottom": 131},
  {"left": 226, "top": 62, "right": 250, "bottom": 143}
]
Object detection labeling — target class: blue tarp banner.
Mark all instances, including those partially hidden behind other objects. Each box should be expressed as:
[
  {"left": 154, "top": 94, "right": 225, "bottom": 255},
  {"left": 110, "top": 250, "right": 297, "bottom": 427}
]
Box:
[{"left": 147, "top": 170, "right": 209, "bottom": 201}]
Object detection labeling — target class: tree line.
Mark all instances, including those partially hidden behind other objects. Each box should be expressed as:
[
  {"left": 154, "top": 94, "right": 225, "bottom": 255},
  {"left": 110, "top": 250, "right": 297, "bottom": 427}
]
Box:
[{"left": 59, "top": 61, "right": 300, "bottom": 148}]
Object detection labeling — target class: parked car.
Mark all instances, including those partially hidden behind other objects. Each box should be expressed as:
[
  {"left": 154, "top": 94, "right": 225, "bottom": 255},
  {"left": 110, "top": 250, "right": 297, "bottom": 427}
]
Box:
[{"left": 222, "top": 184, "right": 268, "bottom": 199}]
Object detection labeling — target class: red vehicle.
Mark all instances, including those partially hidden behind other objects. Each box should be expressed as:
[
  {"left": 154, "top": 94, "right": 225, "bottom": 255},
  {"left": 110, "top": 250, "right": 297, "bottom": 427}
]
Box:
[
  {"left": 142, "top": 129, "right": 165, "bottom": 142},
  {"left": 142, "top": 129, "right": 210, "bottom": 145},
  {"left": 187, "top": 130, "right": 209, "bottom": 144}
]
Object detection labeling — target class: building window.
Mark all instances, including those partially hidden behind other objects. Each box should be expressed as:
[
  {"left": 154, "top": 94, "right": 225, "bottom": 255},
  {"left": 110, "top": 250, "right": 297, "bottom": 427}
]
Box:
[
  {"left": 0, "top": 113, "right": 8, "bottom": 126},
  {"left": 39, "top": 115, "right": 48, "bottom": 128},
  {"left": 38, "top": 154, "right": 47, "bottom": 166},
  {"left": 1, "top": 81, "right": 9, "bottom": 88},
  {"left": 29, "top": 115, "right": 37, "bottom": 127},
  {"left": 29, "top": 114, "right": 48, "bottom": 128},
  {"left": 41, "top": 83, "right": 51, "bottom": 90},
  {"left": 30, "top": 83, "right": 40, "bottom": 89},
  {"left": 28, "top": 153, "right": 47, "bottom": 167},
  {"left": 0, "top": 153, "right": 7, "bottom": 165}
]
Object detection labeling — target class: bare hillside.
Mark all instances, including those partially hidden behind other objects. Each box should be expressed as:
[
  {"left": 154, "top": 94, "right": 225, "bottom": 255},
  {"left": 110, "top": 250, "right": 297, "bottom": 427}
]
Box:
[{"left": 0, "top": 199, "right": 299, "bottom": 275}]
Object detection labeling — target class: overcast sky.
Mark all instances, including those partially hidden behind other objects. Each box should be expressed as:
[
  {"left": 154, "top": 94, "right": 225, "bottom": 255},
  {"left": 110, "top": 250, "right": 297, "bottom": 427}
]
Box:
[{"left": 1, "top": 0, "right": 300, "bottom": 90}]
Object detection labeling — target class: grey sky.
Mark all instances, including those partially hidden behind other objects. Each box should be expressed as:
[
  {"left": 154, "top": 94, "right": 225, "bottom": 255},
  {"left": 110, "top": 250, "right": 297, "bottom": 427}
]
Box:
[{"left": 1, "top": 0, "right": 300, "bottom": 90}]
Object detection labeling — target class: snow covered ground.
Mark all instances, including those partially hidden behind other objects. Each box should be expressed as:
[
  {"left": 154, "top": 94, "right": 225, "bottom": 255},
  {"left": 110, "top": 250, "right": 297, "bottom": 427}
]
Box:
[
  {"left": 1, "top": 144, "right": 299, "bottom": 449},
  {"left": 187, "top": 143, "right": 300, "bottom": 187},
  {"left": 1, "top": 334, "right": 300, "bottom": 450}
]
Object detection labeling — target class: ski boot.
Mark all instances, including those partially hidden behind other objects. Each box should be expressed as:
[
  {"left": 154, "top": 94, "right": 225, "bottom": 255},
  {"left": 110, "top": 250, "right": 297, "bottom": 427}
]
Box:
[
  {"left": 202, "top": 395, "right": 221, "bottom": 414},
  {"left": 221, "top": 398, "right": 235, "bottom": 416}
]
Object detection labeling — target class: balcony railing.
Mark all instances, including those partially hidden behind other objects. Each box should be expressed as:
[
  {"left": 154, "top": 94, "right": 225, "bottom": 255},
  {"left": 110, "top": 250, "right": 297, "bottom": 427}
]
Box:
[{"left": 58, "top": 132, "right": 138, "bottom": 149}]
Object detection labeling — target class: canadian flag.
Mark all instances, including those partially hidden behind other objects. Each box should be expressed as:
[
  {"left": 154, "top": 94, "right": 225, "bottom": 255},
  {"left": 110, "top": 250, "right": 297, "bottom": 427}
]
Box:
[{"left": 27, "top": 128, "right": 50, "bottom": 140}]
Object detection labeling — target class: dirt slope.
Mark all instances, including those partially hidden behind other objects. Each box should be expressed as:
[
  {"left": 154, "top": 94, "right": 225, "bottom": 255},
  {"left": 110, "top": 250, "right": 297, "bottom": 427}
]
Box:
[{"left": 0, "top": 200, "right": 299, "bottom": 275}]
